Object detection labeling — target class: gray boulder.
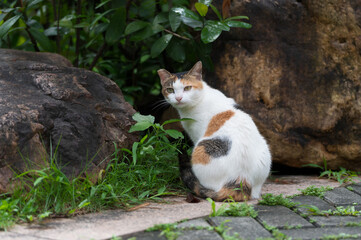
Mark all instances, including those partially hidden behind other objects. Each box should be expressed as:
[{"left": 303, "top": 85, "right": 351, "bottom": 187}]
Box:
[{"left": 0, "top": 49, "right": 138, "bottom": 192}]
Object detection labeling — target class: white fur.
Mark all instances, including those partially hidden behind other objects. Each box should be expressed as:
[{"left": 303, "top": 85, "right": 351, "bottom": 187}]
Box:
[{"left": 166, "top": 79, "right": 271, "bottom": 199}]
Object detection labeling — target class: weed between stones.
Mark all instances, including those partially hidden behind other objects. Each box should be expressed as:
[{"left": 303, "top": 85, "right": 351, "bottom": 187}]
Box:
[{"left": 298, "top": 185, "right": 334, "bottom": 198}]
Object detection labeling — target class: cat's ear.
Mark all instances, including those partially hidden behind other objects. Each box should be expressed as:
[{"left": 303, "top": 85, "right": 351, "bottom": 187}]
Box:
[
  {"left": 188, "top": 61, "right": 202, "bottom": 81},
  {"left": 157, "top": 69, "right": 172, "bottom": 85}
]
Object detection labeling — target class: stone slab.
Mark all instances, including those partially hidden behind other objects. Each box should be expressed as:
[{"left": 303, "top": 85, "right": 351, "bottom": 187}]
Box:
[
  {"left": 291, "top": 195, "right": 335, "bottom": 215},
  {"left": 123, "top": 231, "right": 166, "bottom": 240},
  {"left": 280, "top": 226, "right": 361, "bottom": 240},
  {"left": 177, "top": 219, "right": 211, "bottom": 229},
  {"left": 209, "top": 217, "right": 272, "bottom": 239},
  {"left": 349, "top": 183, "right": 361, "bottom": 196},
  {"left": 310, "top": 216, "right": 361, "bottom": 227},
  {"left": 324, "top": 187, "right": 361, "bottom": 206},
  {"left": 255, "top": 205, "right": 314, "bottom": 228},
  {"left": 177, "top": 230, "right": 222, "bottom": 240}
]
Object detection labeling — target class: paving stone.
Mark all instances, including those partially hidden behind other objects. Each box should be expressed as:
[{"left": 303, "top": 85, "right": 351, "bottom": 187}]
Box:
[
  {"left": 255, "top": 205, "right": 314, "bottom": 228},
  {"left": 177, "top": 219, "right": 211, "bottom": 229},
  {"left": 349, "top": 183, "right": 361, "bottom": 196},
  {"left": 123, "top": 231, "right": 166, "bottom": 240},
  {"left": 280, "top": 226, "right": 361, "bottom": 240},
  {"left": 177, "top": 230, "right": 222, "bottom": 240},
  {"left": 324, "top": 187, "right": 361, "bottom": 206},
  {"left": 209, "top": 217, "right": 272, "bottom": 239},
  {"left": 291, "top": 195, "right": 335, "bottom": 215},
  {"left": 309, "top": 216, "right": 361, "bottom": 227}
]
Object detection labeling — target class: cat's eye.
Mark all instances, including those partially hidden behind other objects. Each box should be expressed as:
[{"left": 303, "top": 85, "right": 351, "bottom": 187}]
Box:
[
  {"left": 184, "top": 86, "right": 192, "bottom": 91},
  {"left": 166, "top": 88, "right": 174, "bottom": 93}
]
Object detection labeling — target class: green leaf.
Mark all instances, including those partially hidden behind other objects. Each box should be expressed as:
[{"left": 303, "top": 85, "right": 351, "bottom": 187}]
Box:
[
  {"left": 206, "top": 20, "right": 230, "bottom": 31},
  {"left": 166, "top": 38, "right": 185, "bottom": 62},
  {"left": 90, "top": 9, "right": 114, "bottom": 27},
  {"left": 151, "top": 34, "right": 173, "bottom": 58},
  {"left": 199, "top": 0, "right": 213, "bottom": 6},
  {"left": 73, "top": 22, "right": 90, "bottom": 28},
  {"left": 105, "top": 7, "right": 126, "bottom": 44},
  {"left": 195, "top": 2, "right": 208, "bottom": 17},
  {"left": 169, "top": 8, "right": 182, "bottom": 31},
  {"left": 96, "top": 0, "right": 111, "bottom": 9},
  {"left": 124, "top": 20, "right": 149, "bottom": 35},
  {"left": 132, "top": 142, "right": 139, "bottom": 165},
  {"left": 129, "top": 23, "right": 163, "bottom": 42},
  {"left": 165, "top": 129, "right": 184, "bottom": 139},
  {"left": 0, "top": 15, "right": 20, "bottom": 39},
  {"left": 78, "top": 199, "right": 90, "bottom": 208},
  {"left": 139, "top": 0, "right": 156, "bottom": 18},
  {"left": 132, "top": 112, "right": 155, "bottom": 124},
  {"left": 33, "top": 176, "right": 46, "bottom": 187},
  {"left": 0, "top": 13, "right": 9, "bottom": 23},
  {"left": 172, "top": 7, "right": 203, "bottom": 29},
  {"left": 225, "top": 16, "right": 249, "bottom": 21},
  {"left": 129, "top": 122, "right": 153, "bottom": 133},
  {"left": 154, "top": 13, "right": 168, "bottom": 24},
  {"left": 226, "top": 20, "right": 252, "bottom": 29},
  {"left": 209, "top": 4, "right": 222, "bottom": 21},
  {"left": 28, "top": 27, "right": 54, "bottom": 52},
  {"left": 162, "top": 118, "right": 193, "bottom": 126},
  {"left": 26, "top": 0, "right": 44, "bottom": 9},
  {"left": 201, "top": 24, "right": 222, "bottom": 43}
]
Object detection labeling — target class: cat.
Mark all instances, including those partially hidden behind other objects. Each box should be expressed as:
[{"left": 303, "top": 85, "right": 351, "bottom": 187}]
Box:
[{"left": 157, "top": 61, "right": 271, "bottom": 201}]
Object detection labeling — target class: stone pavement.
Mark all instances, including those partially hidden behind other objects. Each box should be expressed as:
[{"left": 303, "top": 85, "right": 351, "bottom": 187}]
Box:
[
  {"left": 0, "top": 176, "right": 358, "bottom": 240},
  {"left": 122, "top": 182, "right": 361, "bottom": 240}
]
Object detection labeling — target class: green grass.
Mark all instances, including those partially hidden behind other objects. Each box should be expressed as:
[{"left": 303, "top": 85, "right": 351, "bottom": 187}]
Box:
[
  {"left": 304, "top": 158, "right": 360, "bottom": 184},
  {"left": 258, "top": 193, "right": 298, "bottom": 209},
  {"left": 0, "top": 113, "right": 189, "bottom": 230},
  {"left": 302, "top": 205, "right": 361, "bottom": 217},
  {"left": 298, "top": 185, "right": 334, "bottom": 198},
  {"left": 207, "top": 198, "right": 258, "bottom": 218}
]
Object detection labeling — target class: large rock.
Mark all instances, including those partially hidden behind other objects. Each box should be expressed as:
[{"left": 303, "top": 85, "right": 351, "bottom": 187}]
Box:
[
  {"left": 207, "top": 0, "right": 361, "bottom": 170},
  {"left": 0, "top": 49, "right": 138, "bottom": 192}
]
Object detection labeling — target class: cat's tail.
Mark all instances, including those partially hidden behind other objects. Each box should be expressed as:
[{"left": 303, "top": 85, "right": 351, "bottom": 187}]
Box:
[{"left": 178, "top": 149, "right": 251, "bottom": 202}]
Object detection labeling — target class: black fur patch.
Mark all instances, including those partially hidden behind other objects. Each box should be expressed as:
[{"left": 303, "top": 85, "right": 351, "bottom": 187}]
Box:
[
  {"left": 233, "top": 103, "right": 243, "bottom": 110},
  {"left": 174, "top": 71, "right": 187, "bottom": 79},
  {"left": 198, "top": 137, "right": 231, "bottom": 158}
]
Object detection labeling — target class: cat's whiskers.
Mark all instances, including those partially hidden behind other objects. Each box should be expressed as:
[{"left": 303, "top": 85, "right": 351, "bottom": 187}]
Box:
[{"left": 152, "top": 99, "right": 170, "bottom": 111}]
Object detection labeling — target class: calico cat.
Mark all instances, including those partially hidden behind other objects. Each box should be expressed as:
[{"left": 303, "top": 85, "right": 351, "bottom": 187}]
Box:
[{"left": 158, "top": 61, "right": 271, "bottom": 201}]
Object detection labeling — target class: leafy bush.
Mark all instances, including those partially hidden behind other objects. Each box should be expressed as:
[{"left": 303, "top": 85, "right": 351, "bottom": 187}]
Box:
[{"left": 0, "top": 0, "right": 251, "bottom": 105}]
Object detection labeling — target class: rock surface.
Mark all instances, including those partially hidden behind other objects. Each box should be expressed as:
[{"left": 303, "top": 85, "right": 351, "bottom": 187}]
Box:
[
  {"left": 0, "top": 49, "right": 138, "bottom": 192},
  {"left": 208, "top": 0, "right": 361, "bottom": 170}
]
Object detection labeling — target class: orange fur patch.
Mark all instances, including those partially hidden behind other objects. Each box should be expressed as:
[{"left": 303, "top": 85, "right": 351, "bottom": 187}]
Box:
[
  {"left": 215, "top": 180, "right": 252, "bottom": 202},
  {"left": 180, "top": 77, "right": 203, "bottom": 89},
  {"left": 204, "top": 110, "right": 235, "bottom": 137},
  {"left": 192, "top": 145, "right": 210, "bottom": 165}
]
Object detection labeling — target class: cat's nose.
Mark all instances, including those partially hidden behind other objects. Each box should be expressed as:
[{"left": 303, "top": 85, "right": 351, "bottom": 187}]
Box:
[{"left": 176, "top": 96, "right": 183, "bottom": 102}]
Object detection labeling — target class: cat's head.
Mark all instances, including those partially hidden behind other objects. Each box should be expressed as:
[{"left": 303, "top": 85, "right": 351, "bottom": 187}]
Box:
[{"left": 157, "top": 61, "right": 204, "bottom": 109}]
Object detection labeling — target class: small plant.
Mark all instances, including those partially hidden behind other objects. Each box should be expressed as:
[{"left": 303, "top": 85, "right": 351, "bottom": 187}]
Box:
[
  {"left": 304, "top": 158, "right": 360, "bottom": 184},
  {"left": 258, "top": 194, "right": 298, "bottom": 209},
  {"left": 147, "top": 223, "right": 181, "bottom": 240},
  {"left": 321, "top": 233, "right": 361, "bottom": 240},
  {"left": 345, "top": 221, "right": 361, "bottom": 227},
  {"left": 302, "top": 205, "right": 361, "bottom": 216},
  {"left": 207, "top": 198, "right": 258, "bottom": 218},
  {"left": 299, "top": 185, "right": 334, "bottom": 198},
  {"left": 262, "top": 222, "right": 292, "bottom": 240}
]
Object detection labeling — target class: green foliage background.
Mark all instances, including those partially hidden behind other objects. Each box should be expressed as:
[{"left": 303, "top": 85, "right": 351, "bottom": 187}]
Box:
[{"left": 0, "top": 0, "right": 251, "bottom": 106}]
